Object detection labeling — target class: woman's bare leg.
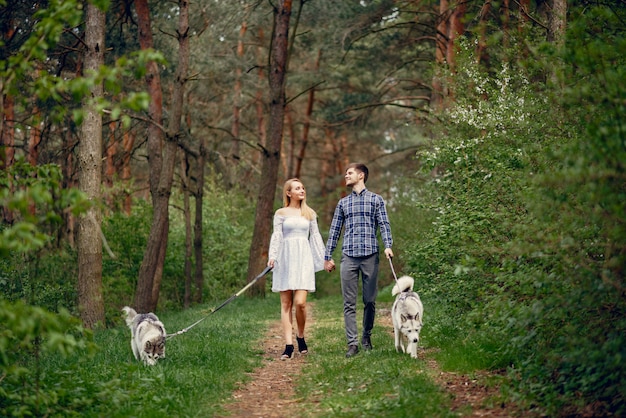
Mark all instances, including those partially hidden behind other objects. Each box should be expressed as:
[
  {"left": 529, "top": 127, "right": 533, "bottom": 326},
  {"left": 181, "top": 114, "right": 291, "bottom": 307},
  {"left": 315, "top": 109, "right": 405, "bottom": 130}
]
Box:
[
  {"left": 294, "top": 290, "right": 308, "bottom": 338},
  {"left": 280, "top": 291, "right": 294, "bottom": 345}
]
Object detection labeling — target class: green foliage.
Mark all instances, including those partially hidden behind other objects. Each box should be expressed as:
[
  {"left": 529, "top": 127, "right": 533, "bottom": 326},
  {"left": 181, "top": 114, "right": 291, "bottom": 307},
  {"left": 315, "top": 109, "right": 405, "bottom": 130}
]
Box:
[
  {"left": 394, "top": 3, "right": 626, "bottom": 415},
  {"left": 0, "top": 158, "right": 90, "bottom": 256},
  {"left": 0, "top": 0, "right": 164, "bottom": 129},
  {"left": 0, "top": 297, "right": 274, "bottom": 417},
  {"left": 0, "top": 299, "right": 96, "bottom": 417},
  {"left": 163, "top": 179, "right": 256, "bottom": 309}
]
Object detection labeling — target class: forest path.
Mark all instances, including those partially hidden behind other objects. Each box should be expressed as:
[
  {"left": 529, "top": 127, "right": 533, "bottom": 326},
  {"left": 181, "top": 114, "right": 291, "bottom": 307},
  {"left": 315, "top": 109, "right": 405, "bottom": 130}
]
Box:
[{"left": 219, "top": 303, "right": 521, "bottom": 417}]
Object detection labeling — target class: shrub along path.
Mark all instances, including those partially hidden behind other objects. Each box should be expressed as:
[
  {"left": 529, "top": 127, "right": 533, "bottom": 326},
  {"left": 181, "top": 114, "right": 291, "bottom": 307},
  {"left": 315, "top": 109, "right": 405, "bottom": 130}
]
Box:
[{"left": 220, "top": 303, "right": 523, "bottom": 417}]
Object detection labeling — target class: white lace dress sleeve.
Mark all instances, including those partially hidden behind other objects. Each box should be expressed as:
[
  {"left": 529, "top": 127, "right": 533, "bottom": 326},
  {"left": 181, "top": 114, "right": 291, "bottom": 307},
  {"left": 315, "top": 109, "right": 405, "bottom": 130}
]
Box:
[
  {"left": 268, "top": 215, "right": 284, "bottom": 262},
  {"left": 309, "top": 216, "right": 325, "bottom": 272}
]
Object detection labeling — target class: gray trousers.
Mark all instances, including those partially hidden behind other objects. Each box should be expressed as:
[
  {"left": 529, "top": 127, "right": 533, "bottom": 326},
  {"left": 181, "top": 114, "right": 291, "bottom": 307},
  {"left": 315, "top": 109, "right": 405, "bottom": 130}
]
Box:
[{"left": 340, "top": 253, "right": 379, "bottom": 346}]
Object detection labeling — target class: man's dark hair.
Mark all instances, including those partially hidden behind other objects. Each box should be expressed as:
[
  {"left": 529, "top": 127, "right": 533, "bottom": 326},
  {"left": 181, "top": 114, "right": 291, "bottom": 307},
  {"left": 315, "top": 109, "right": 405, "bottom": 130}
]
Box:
[{"left": 347, "top": 162, "right": 369, "bottom": 183}]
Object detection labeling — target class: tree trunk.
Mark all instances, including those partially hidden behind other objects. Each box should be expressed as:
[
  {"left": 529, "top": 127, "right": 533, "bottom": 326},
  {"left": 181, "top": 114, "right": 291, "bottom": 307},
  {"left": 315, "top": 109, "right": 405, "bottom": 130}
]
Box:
[
  {"left": 446, "top": 0, "right": 466, "bottom": 74},
  {"left": 246, "top": 0, "right": 293, "bottom": 296},
  {"left": 122, "top": 130, "right": 135, "bottom": 215},
  {"left": 151, "top": 0, "right": 189, "bottom": 309},
  {"left": 1, "top": 94, "right": 15, "bottom": 224},
  {"left": 134, "top": 0, "right": 166, "bottom": 312},
  {"left": 476, "top": 0, "right": 491, "bottom": 66},
  {"left": 1, "top": 95, "right": 14, "bottom": 169},
  {"left": 77, "top": 2, "right": 105, "bottom": 329},
  {"left": 255, "top": 27, "right": 267, "bottom": 169},
  {"left": 547, "top": 0, "right": 566, "bottom": 46},
  {"left": 181, "top": 154, "right": 193, "bottom": 308},
  {"left": 231, "top": 21, "right": 247, "bottom": 160},
  {"left": 431, "top": 0, "right": 449, "bottom": 109},
  {"left": 193, "top": 138, "right": 206, "bottom": 304},
  {"left": 294, "top": 48, "right": 321, "bottom": 179},
  {"left": 28, "top": 112, "right": 42, "bottom": 166},
  {"left": 134, "top": 0, "right": 189, "bottom": 312}
]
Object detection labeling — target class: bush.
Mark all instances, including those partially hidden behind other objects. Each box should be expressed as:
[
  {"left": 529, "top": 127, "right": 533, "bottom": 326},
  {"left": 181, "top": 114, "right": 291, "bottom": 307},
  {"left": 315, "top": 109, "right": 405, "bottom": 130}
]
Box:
[
  {"left": 398, "top": 6, "right": 626, "bottom": 413},
  {"left": 0, "top": 299, "right": 96, "bottom": 417}
]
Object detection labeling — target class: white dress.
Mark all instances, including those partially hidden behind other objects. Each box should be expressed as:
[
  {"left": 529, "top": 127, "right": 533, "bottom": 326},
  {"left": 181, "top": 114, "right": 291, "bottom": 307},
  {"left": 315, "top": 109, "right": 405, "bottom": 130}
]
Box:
[{"left": 268, "top": 215, "right": 325, "bottom": 292}]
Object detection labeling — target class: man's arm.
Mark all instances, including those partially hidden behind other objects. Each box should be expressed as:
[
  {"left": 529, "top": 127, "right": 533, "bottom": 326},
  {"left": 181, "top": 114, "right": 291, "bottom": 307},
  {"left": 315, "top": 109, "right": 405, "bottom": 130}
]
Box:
[{"left": 377, "top": 196, "right": 393, "bottom": 259}]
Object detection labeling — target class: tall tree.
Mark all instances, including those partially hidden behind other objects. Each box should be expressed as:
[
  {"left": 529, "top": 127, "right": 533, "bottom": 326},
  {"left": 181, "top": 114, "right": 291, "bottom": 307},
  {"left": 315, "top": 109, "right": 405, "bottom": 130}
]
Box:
[
  {"left": 77, "top": 1, "right": 106, "bottom": 328},
  {"left": 246, "top": 0, "right": 293, "bottom": 295},
  {"left": 134, "top": 0, "right": 190, "bottom": 312}
]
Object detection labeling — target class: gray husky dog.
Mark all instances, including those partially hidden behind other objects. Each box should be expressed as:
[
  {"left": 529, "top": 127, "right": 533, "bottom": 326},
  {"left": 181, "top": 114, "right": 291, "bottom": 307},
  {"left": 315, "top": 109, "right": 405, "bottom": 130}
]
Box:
[
  {"left": 391, "top": 276, "right": 424, "bottom": 359},
  {"left": 122, "top": 306, "right": 166, "bottom": 365}
]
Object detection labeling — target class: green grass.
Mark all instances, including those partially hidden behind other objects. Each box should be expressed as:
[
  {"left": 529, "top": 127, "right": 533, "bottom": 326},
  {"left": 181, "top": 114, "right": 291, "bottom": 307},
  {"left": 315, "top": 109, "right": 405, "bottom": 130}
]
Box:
[
  {"left": 297, "top": 295, "right": 455, "bottom": 418},
  {"left": 28, "top": 296, "right": 277, "bottom": 417},
  {"left": 9, "top": 290, "right": 507, "bottom": 417}
]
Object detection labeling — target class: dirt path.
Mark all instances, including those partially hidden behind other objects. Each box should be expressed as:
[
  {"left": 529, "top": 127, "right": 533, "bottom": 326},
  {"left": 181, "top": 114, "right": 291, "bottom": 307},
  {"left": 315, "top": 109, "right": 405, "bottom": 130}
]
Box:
[
  {"left": 219, "top": 307, "right": 314, "bottom": 417},
  {"left": 221, "top": 305, "right": 525, "bottom": 417}
]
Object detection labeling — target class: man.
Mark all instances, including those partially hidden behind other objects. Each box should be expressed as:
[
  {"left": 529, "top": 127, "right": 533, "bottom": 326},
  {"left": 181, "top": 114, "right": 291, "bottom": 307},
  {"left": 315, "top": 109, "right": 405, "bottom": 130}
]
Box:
[{"left": 324, "top": 163, "right": 394, "bottom": 358}]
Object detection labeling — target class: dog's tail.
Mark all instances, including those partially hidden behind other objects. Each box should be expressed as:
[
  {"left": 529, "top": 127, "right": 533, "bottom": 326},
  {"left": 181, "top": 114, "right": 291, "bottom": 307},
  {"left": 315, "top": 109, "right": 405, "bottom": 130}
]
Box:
[
  {"left": 122, "top": 306, "right": 137, "bottom": 327},
  {"left": 392, "top": 276, "right": 414, "bottom": 296}
]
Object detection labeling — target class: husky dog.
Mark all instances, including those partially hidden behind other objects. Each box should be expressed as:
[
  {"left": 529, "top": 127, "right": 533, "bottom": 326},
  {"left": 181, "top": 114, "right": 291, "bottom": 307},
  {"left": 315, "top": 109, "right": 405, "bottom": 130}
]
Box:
[
  {"left": 122, "top": 306, "right": 166, "bottom": 366},
  {"left": 391, "top": 276, "right": 424, "bottom": 359}
]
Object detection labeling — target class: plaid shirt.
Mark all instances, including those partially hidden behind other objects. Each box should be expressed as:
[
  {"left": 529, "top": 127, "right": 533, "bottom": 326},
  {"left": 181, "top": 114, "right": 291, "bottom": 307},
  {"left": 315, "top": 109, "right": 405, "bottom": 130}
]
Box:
[{"left": 324, "top": 188, "right": 393, "bottom": 259}]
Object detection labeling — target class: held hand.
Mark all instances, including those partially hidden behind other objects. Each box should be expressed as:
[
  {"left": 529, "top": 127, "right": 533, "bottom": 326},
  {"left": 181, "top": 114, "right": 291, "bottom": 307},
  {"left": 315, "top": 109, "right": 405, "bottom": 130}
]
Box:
[
  {"left": 268, "top": 259, "right": 275, "bottom": 268},
  {"left": 384, "top": 248, "right": 394, "bottom": 259},
  {"left": 324, "top": 259, "right": 336, "bottom": 272}
]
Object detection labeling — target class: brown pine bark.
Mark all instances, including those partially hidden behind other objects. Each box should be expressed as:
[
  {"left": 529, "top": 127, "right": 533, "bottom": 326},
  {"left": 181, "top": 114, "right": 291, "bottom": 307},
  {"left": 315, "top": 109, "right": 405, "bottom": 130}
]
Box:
[
  {"left": 77, "top": 2, "right": 105, "bottom": 329},
  {"left": 252, "top": 27, "right": 267, "bottom": 172},
  {"left": 231, "top": 21, "right": 247, "bottom": 160},
  {"left": 193, "top": 137, "right": 205, "bottom": 304},
  {"left": 1, "top": 95, "right": 14, "bottom": 169},
  {"left": 547, "top": 0, "right": 566, "bottom": 46},
  {"left": 519, "top": 0, "right": 531, "bottom": 29},
  {"left": 502, "top": 0, "right": 510, "bottom": 50},
  {"left": 476, "top": 0, "right": 491, "bottom": 66},
  {"left": 246, "top": 0, "right": 293, "bottom": 296},
  {"left": 122, "top": 130, "right": 135, "bottom": 215},
  {"left": 431, "top": 0, "right": 449, "bottom": 109},
  {"left": 181, "top": 155, "right": 193, "bottom": 308},
  {"left": 1, "top": 94, "right": 15, "bottom": 224},
  {"left": 294, "top": 48, "right": 321, "bottom": 179},
  {"left": 134, "top": 0, "right": 166, "bottom": 312},
  {"left": 105, "top": 121, "right": 117, "bottom": 189},
  {"left": 283, "top": 105, "right": 295, "bottom": 178},
  {"left": 446, "top": 0, "right": 466, "bottom": 73},
  {"left": 134, "top": 0, "right": 189, "bottom": 312},
  {"left": 28, "top": 113, "right": 42, "bottom": 166}
]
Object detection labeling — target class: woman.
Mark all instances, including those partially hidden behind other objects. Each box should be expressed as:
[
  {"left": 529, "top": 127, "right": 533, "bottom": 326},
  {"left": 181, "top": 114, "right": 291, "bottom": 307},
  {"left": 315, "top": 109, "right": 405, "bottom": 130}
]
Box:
[{"left": 268, "top": 178, "right": 325, "bottom": 360}]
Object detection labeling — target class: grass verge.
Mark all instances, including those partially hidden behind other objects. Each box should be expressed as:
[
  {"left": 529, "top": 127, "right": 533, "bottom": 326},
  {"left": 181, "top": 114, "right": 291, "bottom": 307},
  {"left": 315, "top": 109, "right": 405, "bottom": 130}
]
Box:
[
  {"left": 296, "top": 294, "right": 455, "bottom": 418},
  {"left": 27, "top": 296, "right": 277, "bottom": 417}
]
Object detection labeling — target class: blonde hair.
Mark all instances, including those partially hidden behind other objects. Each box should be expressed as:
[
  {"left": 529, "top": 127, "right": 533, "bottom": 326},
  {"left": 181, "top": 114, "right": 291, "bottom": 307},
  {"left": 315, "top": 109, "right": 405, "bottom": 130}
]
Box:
[{"left": 283, "top": 178, "right": 316, "bottom": 220}]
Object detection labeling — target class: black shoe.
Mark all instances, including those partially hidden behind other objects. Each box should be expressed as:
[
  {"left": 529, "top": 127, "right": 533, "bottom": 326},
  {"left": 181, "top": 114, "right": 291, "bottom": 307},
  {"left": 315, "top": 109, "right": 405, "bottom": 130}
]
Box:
[
  {"left": 361, "top": 336, "right": 372, "bottom": 351},
  {"left": 280, "top": 344, "right": 294, "bottom": 360},
  {"left": 346, "top": 345, "right": 359, "bottom": 358},
  {"left": 296, "top": 336, "right": 308, "bottom": 354}
]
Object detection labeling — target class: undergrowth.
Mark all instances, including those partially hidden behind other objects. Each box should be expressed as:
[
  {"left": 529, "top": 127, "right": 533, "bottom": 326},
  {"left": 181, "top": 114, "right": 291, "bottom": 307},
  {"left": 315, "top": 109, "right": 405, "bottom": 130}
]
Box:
[{"left": 0, "top": 296, "right": 275, "bottom": 417}]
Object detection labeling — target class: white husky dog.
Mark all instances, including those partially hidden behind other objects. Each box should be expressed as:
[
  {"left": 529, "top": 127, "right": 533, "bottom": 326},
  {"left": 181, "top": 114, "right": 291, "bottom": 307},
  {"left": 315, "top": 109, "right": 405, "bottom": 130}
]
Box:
[
  {"left": 122, "top": 306, "right": 166, "bottom": 366},
  {"left": 391, "top": 276, "right": 424, "bottom": 359}
]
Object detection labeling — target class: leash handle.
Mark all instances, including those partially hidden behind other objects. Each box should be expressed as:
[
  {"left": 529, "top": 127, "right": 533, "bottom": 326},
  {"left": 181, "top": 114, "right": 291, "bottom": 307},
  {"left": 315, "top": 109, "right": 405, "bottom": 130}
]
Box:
[{"left": 388, "top": 256, "right": 399, "bottom": 284}]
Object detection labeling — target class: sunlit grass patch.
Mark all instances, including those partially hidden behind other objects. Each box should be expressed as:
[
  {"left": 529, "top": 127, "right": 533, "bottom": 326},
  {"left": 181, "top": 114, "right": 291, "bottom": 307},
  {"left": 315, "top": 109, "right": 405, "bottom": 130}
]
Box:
[
  {"left": 28, "top": 296, "right": 276, "bottom": 417},
  {"left": 298, "top": 295, "right": 454, "bottom": 418}
]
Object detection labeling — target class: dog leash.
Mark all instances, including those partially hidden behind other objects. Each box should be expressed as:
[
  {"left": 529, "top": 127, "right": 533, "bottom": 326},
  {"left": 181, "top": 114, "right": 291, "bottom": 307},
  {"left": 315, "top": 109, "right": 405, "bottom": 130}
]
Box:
[
  {"left": 388, "top": 256, "right": 400, "bottom": 285},
  {"left": 166, "top": 265, "right": 273, "bottom": 340}
]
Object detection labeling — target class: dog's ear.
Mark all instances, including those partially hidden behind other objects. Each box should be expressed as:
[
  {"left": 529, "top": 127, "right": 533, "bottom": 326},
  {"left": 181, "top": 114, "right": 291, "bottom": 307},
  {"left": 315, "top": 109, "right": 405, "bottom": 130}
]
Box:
[
  {"left": 401, "top": 314, "right": 408, "bottom": 322},
  {"left": 145, "top": 341, "right": 153, "bottom": 350}
]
